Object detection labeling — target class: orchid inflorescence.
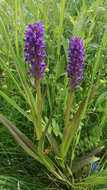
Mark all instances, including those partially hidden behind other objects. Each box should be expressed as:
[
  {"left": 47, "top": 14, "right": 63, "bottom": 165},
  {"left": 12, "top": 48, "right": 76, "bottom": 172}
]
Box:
[
  {"left": 24, "top": 22, "right": 46, "bottom": 80},
  {"left": 67, "top": 36, "right": 85, "bottom": 90}
]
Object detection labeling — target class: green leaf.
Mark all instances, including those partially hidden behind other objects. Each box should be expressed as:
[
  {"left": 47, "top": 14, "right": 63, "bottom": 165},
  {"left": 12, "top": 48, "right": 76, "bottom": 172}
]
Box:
[
  {"left": 60, "top": 98, "right": 85, "bottom": 159},
  {"left": 0, "top": 114, "right": 40, "bottom": 162}
]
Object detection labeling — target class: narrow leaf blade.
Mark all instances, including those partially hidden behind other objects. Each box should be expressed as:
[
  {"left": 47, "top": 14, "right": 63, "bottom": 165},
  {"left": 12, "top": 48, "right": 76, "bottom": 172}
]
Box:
[
  {"left": 61, "top": 99, "right": 85, "bottom": 159},
  {"left": 0, "top": 114, "right": 40, "bottom": 162}
]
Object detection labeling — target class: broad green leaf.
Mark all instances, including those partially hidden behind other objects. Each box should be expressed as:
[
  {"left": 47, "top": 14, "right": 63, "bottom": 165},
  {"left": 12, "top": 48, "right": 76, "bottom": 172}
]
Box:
[
  {"left": 61, "top": 98, "right": 85, "bottom": 159},
  {"left": 0, "top": 114, "right": 40, "bottom": 162}
]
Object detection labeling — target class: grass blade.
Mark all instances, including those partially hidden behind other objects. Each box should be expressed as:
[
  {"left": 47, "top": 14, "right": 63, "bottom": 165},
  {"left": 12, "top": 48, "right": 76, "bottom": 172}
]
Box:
[
  {"left": 0, "top": 57, "right": 26, "bottom": 100},
  {"left": 0, "top": 114, "right": 40, "bottom": 162},
  {"left": 0, "top": 90, "right": 32, "bottom": 122},
  {"left": 75, "top": 170, "right": 107, "bottom": 189}
]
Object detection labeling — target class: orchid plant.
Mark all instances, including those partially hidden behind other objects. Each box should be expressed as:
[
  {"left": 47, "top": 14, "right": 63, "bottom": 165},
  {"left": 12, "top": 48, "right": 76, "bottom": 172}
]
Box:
[{"left": 0, "top": 21, "right": 106, "bottom": 189}]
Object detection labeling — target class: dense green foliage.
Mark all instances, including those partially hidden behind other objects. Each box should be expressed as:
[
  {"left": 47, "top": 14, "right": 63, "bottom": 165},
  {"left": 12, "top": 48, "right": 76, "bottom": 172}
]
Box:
[{"left": 0, "top": 0, "right": 107, "bottom": 189}]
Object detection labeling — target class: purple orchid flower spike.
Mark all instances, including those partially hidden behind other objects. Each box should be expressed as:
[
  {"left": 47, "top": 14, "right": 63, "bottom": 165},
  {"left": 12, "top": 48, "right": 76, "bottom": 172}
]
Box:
[
  {"left": 24, "top": 22, "right": 46, "bottom": 81},
  {"left": 67, "top": 36, "right": 85, "bottom": 90}
]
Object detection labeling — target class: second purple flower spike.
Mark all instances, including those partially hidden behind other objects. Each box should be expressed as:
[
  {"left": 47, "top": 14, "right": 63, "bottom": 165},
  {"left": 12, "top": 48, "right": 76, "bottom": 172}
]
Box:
[
  {"left": 67, "top": 37, "right": 85, "bottom": 90},
  {"left": 24, "top": 22, "right": 46, "bottom": 80}
]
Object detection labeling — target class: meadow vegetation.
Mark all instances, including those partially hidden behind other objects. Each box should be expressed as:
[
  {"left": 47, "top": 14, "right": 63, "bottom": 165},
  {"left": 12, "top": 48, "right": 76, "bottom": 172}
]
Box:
[{"left": 0, "top": 0, "right": 107, "bottom": 189}]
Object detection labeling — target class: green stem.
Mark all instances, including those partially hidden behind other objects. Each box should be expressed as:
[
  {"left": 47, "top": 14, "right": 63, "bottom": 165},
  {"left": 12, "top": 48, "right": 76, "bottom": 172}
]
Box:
[
  {"left": 35, "top": 79, "right": 42, "bottom": 140},
  {"left": 65, "top": 90, "right": 74, "bottom": 129},
  {"left": 60, "top": 90, "right": 74, "bottom": 162}
]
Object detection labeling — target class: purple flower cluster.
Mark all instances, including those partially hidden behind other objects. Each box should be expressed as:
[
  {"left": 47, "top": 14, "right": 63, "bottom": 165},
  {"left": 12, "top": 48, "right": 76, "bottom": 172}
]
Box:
[
  {"left": 24, "top": 22, "right": 46, "bottom": 80},
  {"left": 67, "top": 37, "right": 85, "bottom": 90}
]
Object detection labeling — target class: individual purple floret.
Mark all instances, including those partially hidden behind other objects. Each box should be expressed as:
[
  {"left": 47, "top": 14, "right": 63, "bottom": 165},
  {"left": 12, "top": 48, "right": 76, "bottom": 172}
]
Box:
[
  {"left": 24, "top": 22, "right": 46, "bottom": 80},
  {"left": 67, "top": 37, "right": 85, "bottom": 90}
]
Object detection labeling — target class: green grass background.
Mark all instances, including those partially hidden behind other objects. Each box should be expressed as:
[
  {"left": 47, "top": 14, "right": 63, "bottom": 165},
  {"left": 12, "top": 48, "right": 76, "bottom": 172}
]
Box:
[{"left": 0, "top": 0, "right": 107, "bottom": 189}]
